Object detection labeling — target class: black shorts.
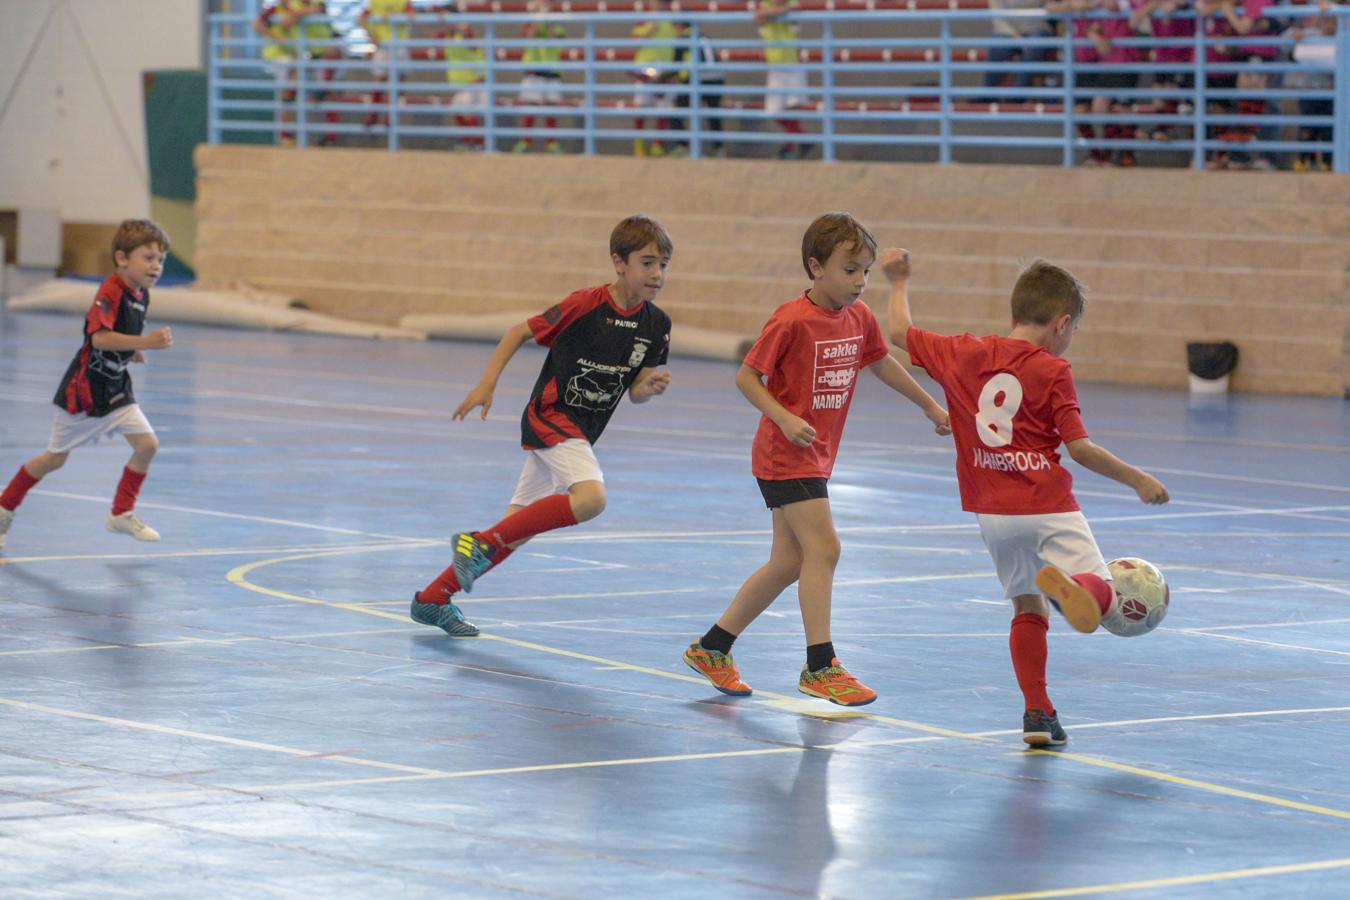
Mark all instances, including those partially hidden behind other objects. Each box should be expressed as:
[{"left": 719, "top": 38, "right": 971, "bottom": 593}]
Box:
[
  {"left": 757, "top": 477, "right": 829, "bottom": 509},
  {"left": 1077, "top": 71, "right": 1137, "bottom": 105}
]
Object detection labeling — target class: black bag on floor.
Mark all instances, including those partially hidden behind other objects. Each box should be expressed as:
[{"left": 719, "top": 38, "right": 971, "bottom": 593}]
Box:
[{"left": 1186, "top": 341, "right": 1238, "bottom": 380}]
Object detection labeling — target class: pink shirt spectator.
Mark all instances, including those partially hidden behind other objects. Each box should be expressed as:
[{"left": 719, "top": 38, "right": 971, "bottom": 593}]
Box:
[
  {"left": 1206, "top": 0, "right": 1278, "bottom": 62},
  {"left": 1151, "top": 4, "right": 1197, "bottom": 64}
]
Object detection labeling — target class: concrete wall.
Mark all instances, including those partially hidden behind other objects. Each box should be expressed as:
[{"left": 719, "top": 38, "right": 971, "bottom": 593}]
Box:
[
  {"left": 195, "top": 145, "right": 1350, "bottom": 396},
  {"left": 0, "top": 0, "right": 201, "bottom": 224}
]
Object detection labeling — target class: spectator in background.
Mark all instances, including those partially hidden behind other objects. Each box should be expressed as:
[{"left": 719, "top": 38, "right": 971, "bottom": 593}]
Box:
[
  {"left": 1286, "top": 2, "right": 1336, "bottom": 171},
  {"left": 983, "top": 0, "right": 1055, "bottom": 104},
  {"left": 1198, "top": 0, "right": 1280, "bottom": 169},
  {"left": 631, "top": 0, "right": 682, "bottom": 157},
  {"left": 757, "top": 0, "right": 810, "bottom": 159},
  {"left": 440, "top": 0, "right": 486, "bottom": 151},
  {"left": 1129, "top": 0, "right": 1195, "bottom": 144},
  {"left": 1058, "top": 0, "right": 1141, "bottom": 166},
  {"left": 672, "top": 27, "right": 729, "bottom": 157},
  {"left": 254, "top": 1, "right": 339, "bottom": 146},
  {"left": 516, "top": 0, "right": 567, "bottom": 154},
  {"left": 359, "top": 0, "right": 413, "bottom": 130}
]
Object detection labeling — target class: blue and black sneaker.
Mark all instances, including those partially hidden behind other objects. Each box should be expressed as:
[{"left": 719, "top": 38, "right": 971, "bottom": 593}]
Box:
[
  {"left": 451, "top": 532, "right": 496, "bottom": 594},
  {"left": 410, "top": 594, "right": 480, "bottom": 637},
  {"left": 1023, "top": 709, "right": 1067, "bottom": 747}
]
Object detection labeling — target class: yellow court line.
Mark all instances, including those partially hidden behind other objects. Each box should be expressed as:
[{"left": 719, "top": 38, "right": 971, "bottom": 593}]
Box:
[
  {"left": 229, "top": 552, "right": 998, "bottom": 743},
  {"left": 0, "top": 625, "right": 419, "bottom": 658},
  {"left": 1026, "top": 749, "right": 1350, "bottom": 820},
  {"left": 226, "top": 549, "right": 1350, "bottom": 822},
  {"left": 0, "top": 697, "right": 442, "bottom": 776},
  {"left": 960, "top": 856, "right": 1350, "bottom": 899}
]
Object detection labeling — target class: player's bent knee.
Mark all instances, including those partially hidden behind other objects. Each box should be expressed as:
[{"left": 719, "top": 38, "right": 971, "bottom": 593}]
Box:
[{"left": 569, "top": 482, "right": 607, "bottom": 521}]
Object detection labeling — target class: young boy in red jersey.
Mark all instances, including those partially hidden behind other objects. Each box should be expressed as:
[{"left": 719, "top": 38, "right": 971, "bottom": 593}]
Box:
[
  {"left": 682, "top": 214, "right": 951, "bottom": 707},
  {"left": 883, "top": 249, "right": 1169, "bottom": 744},
  {"left": 410, "top": 215, "right": 674, "bottom": 636},
  {"left": 0, "top": 219, "right": 174, "bottom": 550}
]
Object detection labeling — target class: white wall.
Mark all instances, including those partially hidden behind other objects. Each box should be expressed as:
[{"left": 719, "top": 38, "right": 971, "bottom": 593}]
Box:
[{"left": 0, "top": 0, "right": 201, "bottom": 223}]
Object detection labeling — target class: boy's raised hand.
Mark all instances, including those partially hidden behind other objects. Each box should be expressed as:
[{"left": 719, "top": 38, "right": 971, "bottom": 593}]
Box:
[
  {"left": 879, "top": 247, "right": 911, "bottom": 283},
  {"left": 454, "top": 384, "right": 495, "bottom": 420}
]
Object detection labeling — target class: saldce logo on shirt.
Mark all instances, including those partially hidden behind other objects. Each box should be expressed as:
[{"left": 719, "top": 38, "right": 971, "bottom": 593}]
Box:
[{"left": 812, "top": 336, "right": 861, "bottom": 410}]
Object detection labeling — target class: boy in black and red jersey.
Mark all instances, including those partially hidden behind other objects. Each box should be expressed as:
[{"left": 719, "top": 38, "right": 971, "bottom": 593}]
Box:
[
  {"left": 884, "top": 249, "right": 1169, "bottom": 745},
  {"left": 409, "top": 214, "right": 674, "bottom": 637},
  {"left": 0, "top": 219, "right": 173, "bottom": 550},
  {"left": 682, "top": 213, "right": 950, "bottom": 706}
]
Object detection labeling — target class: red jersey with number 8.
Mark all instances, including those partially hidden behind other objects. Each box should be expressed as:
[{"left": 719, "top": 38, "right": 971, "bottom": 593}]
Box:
[{"left": 906, "top": 327, "right": 1088, "bottom": 514}]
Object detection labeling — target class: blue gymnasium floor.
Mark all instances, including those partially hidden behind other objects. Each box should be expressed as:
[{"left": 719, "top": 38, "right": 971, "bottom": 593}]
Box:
[{"left": 2, "top": 309, "right": 1350, "bottom": 899}]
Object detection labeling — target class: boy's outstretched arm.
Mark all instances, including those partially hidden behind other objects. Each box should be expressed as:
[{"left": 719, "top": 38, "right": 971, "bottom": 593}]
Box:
[
  {"left": 868, "top": 355, "right": 951, "bottom": 435},
  {"left": 1065, "top": 438, "right": 1170, "bottom": 504},
  {"left": 454, "top": 320, "right": 533, "bottom": 420},
  {"left": 628, "top": 366, "right": 671, "bottom": 403},
  {"left": 879, "top": 247, "right": 915, "bottom": 350},
  {"left": 735, "top": 363, "right": 815, "bottom": 447}
]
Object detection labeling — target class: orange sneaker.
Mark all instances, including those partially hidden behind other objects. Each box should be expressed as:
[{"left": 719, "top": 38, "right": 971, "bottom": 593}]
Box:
[
  {"left": 1035, "top": 565, "right": 1102, "bottom": 634},
  {"left": 797, "top": 659, "right": 877, "bottom": 707},
  {"left": 683, "top": 643, "right": 752, "bottom": 696}
]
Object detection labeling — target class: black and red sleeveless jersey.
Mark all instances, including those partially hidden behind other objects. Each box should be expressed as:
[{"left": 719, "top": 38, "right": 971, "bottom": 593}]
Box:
[
  {"left": 52, "top": 274, "right": 149, "bottom": 417},
  {"left": 521, "top": 284, "right": 671, "bottom": 449}
]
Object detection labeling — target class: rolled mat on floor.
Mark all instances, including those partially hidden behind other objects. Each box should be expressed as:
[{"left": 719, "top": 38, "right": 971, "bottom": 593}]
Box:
[
  {"left": 399, "top": 312, "right": 754, "bottom": 363},
  {"left": 7, "top": 279, "right": 426, "bottom": 341}
]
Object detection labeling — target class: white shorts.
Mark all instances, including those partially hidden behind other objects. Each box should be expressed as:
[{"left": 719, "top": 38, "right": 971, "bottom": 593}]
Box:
[
  {"left": 450, "top": 88, "right": 486, "bottom": 108},
  {"left": 508, "top": 438, "right": 604, "bottom": 508},
  {"left": 631, "top": 76, "right": 675, "bottom": 109},
  {"left": 520, "top": 74, "right": 564, "bottom": 104},
  {"left": 765, "top": 68, "right": 808, "bottom": 115},
  {"left": 47, "top": 404, "right": 154, "bottom": 455},
  {"left": 977, "top": 511, "right": 1109, "bottom": 600}
]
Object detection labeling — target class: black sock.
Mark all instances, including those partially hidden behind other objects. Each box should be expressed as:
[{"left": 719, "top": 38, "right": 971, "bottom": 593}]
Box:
[
  {"left": 806, "top": 642, "right": 835, "bottom": 672},
  {"left": 701, "top": 624, "right": 736, "bottom": 655}
]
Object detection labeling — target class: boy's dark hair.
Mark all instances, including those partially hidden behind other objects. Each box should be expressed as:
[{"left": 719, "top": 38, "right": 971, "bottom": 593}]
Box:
[
  {"left": 1010, "top": 259, "right": 1086, "bottom": 325},
  {"left": 610, "top": 214, "right": 673, "bottom": 261},
  {"left": 801, "top": 212, "right": 876, "bottom": 277},
  {"left": 112, "top": 219, "right": 170, "bottom": 262}
]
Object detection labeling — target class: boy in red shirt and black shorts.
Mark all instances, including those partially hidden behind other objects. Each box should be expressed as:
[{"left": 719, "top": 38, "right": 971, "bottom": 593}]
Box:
[
  {"left": 0, "top": 219, "right": 173, "bottom": 550},
  {"left": 884, "top": 249, "right": 1169, "bottom": 745},
  {"left": 410, "top": 214, "right": 674, "bottom": 637},
  {"left": 683, "top": 213, "right": 950, "bottom": 706}
]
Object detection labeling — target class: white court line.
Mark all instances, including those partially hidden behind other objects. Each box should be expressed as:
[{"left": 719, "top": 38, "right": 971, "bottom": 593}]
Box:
[
  {"left": 28, "top": 488, "right": 434, "bottom": 542},
  {"left": 0, "top": 625, "right": 420, "bottom": 659},
  {"left": 1184, "top": 632, "right": 1350, "bottom": 659},
  {"left": 0, "top": 541, "right": 407, "bottom": 566}
]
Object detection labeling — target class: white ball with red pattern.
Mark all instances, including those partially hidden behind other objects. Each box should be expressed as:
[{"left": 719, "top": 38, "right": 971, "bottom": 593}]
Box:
[{"left": 1101, "top": 557, "right": 1169, "bottom": 637}]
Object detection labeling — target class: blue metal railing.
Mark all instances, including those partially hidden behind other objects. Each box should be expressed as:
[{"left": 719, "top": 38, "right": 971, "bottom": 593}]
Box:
[{"left": 206, "top": 6, "right": 1350, "bottom": 170}]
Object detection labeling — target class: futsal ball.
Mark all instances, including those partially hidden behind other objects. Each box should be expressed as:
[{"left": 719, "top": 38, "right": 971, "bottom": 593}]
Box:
[{"left": 1101, "top": 557, "right": 1169, "bottom": 637}]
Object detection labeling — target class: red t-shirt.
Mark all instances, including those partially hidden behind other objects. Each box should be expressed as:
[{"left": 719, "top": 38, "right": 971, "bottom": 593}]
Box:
[
  {"left": 744, "top": 294, "right": 889, "bottom": 480},
  {"left": 906, "top": 327, "right": 1089, "bottom": 515}
]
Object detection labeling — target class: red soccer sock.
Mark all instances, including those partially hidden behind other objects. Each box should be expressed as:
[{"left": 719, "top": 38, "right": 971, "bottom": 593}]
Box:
[
  {"left": 111, "top": 467, "right": 147, "bottom": 516},
  {"left": 481, "top": 494, "right": 578, "bottom": 550},
  {"left": 1073, "top": 573, "right": 1115, "bottom": 615},
  {"left": 418, "top": 546, "right": 515, "bottom": 604},
  {"left": 1010, "top": 612, "right": 1053, "bottom": 713},
  {"left": 0, "top": 465, "right": 40, "bottom": 512}
]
